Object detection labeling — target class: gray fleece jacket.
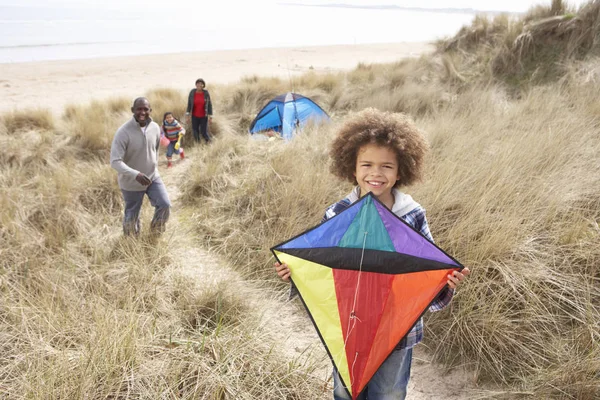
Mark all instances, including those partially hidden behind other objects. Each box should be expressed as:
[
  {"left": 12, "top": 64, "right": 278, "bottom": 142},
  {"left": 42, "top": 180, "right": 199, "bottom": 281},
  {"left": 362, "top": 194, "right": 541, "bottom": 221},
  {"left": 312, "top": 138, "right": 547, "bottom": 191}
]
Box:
[{"left": 110, "top": 117, "right": 161, "bottom": 191}]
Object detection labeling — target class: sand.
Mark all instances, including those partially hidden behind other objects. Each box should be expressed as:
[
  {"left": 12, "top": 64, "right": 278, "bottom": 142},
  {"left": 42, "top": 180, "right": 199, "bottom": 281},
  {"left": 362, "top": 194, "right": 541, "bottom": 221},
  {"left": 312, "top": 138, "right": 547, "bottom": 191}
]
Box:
[{"left": 0, "top": 42, "right": 433, "bottom": 114}]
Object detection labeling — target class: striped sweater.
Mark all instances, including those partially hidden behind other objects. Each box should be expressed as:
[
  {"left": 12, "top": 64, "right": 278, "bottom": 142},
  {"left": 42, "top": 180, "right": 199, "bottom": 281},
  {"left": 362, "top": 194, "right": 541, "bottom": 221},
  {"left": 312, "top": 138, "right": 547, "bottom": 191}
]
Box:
[{"left": 162, "top": 119, "right": 184, "bottom": 141}]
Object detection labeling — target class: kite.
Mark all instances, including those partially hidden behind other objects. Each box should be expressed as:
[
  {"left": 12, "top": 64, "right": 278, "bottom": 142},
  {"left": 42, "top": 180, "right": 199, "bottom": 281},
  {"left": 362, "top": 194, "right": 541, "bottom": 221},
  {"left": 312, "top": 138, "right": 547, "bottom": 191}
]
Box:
[{"left": 271, "top": 192, "right": 464, "bottom": 400}]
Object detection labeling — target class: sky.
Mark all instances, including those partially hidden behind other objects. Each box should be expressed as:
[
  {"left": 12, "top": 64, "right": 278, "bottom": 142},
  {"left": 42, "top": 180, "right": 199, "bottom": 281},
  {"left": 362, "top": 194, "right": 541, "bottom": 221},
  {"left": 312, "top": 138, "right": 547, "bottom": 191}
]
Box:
[
  {"left": 0, "top": 0, "right": 592, "bottom": 13},
  {"left": 287, "top": 0, "right": 588, "bottom": 12},
  {"left": 0, "top": 0, "right": 592, "bottom": 62}
]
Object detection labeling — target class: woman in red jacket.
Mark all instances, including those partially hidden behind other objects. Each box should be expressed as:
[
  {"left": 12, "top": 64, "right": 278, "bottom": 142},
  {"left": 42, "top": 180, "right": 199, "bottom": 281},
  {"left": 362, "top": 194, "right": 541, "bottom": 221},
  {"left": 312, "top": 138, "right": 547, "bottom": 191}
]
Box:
[{"left": 185, "top": 78, "right": 213, "bottom": 143}]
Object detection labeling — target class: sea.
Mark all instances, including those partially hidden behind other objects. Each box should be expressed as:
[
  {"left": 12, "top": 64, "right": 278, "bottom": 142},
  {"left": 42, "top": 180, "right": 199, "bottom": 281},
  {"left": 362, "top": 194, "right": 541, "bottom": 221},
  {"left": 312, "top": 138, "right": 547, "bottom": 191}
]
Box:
[{"left": 0, "top": 1, "right": 487, "bottom": 64}]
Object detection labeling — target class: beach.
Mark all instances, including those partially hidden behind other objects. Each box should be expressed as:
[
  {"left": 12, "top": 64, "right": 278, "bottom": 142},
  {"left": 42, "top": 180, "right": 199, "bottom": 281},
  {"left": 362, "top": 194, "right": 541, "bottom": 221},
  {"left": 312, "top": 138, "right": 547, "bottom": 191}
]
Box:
[{"left": 0, "top": 42, "right": 433, "bottom": 114}]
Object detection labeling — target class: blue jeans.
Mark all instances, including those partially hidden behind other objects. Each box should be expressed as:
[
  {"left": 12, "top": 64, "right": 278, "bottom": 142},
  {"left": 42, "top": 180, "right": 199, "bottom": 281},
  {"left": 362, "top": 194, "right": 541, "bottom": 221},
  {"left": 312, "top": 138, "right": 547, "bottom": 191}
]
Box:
[
  {"left": 121, "top": 177, "right": 171, "bottom": 235},
  {"left": 333, "top": 347, "right": 413, "bottom": 400},
  {"left": 166, "top": 140, "right": 181, "bottom": 158}
]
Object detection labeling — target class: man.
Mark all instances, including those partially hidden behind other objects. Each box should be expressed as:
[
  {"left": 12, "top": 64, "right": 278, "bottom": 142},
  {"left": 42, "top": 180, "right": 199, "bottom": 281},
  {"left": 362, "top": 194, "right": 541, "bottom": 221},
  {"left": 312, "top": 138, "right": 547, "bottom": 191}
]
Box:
[{"left": 110, "top": 97, "right": 171, "bottom": 235}]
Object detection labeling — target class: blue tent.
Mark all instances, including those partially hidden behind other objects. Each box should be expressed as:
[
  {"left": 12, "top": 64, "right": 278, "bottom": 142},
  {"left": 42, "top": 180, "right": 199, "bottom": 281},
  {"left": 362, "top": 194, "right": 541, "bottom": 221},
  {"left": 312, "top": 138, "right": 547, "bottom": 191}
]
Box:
[{"left": 249, "top": 93, "right": 330, "bottom": 140}]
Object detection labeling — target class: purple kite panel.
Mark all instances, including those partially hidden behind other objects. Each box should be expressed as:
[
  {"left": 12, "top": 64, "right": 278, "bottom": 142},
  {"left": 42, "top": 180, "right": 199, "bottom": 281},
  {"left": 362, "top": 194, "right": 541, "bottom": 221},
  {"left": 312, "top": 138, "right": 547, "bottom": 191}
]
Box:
[{"left": 374, "top": 201, "right": 459, "bottom": 266}]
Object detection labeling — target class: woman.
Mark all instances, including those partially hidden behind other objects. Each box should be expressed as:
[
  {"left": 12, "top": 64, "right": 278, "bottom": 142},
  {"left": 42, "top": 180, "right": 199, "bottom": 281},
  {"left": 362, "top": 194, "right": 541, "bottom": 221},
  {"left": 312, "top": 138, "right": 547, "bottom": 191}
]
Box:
[{"left": 185, "top": 78, "right": 213, "bottom": 143}]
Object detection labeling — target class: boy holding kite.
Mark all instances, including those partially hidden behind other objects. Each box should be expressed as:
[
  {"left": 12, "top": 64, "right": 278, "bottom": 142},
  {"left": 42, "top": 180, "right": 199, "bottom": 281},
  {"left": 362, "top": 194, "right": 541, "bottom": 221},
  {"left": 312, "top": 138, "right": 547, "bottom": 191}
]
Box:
[{"left": 274, "top": 108, "right": 470, "bottom": 400}]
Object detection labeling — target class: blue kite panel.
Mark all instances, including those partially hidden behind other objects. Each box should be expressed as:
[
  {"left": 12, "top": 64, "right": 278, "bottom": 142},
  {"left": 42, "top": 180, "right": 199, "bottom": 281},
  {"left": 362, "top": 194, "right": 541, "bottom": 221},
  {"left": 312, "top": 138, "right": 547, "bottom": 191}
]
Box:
[{"left": 278, "top": 199, "right": 364, "bottom": 250}]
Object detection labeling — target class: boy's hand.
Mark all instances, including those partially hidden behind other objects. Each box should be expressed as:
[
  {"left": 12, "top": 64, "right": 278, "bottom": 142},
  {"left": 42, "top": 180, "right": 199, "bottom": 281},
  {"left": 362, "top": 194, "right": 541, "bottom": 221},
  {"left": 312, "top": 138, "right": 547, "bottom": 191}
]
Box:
[
  {"left": 274, "top": 262, "right": 291, "bottom": 282},
  {"left": 447, "top": 267, "right": 470, "bottom": 289}
]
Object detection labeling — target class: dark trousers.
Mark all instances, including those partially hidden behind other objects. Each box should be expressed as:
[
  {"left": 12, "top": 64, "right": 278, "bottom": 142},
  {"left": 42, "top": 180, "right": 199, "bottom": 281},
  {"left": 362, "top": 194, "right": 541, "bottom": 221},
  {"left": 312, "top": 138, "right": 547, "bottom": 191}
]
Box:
[
  {"left": 192, "top": 116, "right": 211, "bottom": 143},
  {"left": 121, "top": 178, "right": 171, "bottom": 235}
]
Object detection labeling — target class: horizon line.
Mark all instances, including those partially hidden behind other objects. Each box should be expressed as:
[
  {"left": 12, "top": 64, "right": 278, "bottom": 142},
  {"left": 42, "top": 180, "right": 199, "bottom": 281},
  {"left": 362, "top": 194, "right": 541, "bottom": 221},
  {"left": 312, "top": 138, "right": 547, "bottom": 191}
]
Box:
[{"left": 279, "top": 2, "right": 521, "bottom": 15}]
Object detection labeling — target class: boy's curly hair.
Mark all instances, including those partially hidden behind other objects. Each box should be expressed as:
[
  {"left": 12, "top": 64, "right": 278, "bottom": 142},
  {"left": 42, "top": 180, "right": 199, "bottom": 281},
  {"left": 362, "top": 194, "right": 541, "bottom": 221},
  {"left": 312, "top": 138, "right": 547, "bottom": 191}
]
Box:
[{"left": 329, "top": 108, "right": 429, "bottom": 188}]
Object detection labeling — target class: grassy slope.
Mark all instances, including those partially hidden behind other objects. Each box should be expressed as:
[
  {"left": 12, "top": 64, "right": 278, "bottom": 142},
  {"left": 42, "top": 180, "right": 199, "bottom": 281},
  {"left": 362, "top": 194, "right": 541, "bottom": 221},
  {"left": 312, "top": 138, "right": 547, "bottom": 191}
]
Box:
[{"left": 1, "top": 0, "right": 599, "bottom": 398}]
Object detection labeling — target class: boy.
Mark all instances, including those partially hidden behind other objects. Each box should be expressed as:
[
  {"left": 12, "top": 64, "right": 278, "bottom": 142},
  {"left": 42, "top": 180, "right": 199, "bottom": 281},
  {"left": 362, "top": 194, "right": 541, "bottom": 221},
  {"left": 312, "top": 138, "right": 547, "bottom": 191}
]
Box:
[{"left": 275, "top": 108, "right": 469, "bottom": 400}]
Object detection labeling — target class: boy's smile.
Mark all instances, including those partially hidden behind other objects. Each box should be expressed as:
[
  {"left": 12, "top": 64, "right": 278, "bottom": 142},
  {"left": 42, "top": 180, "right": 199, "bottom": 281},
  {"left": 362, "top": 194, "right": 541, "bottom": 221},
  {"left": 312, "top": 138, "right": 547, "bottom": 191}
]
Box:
[{"left": 354, "top": 143, "right": 400, "bottom": 208}]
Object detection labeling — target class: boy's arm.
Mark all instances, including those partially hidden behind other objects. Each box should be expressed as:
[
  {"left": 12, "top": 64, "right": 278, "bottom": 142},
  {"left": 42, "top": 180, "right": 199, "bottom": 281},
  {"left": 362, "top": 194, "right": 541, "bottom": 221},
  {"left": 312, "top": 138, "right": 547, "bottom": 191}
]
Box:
[{"left": 429, "top": 286, "right": 454, "bottom": 311}]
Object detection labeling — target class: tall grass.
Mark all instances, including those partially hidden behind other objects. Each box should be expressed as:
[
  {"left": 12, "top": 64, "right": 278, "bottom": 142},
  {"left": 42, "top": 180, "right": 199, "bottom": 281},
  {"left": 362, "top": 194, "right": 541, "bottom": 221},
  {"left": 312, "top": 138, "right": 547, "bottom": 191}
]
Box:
[
  {"left": 177, "top": 8, "right": 600, "bottom": 395},
  {"left": 63, "top": 98, "right": 130, "bottom": 156},
  {"left": 415, "top": 83, "right": 600, "bottom": 397},
  {"left": 0, "top": 155, "right": 325, "bottom": 398},
  {"left": 438, "top": 0, "right": 600, "bottom": 87},
  {"left": 178, "top": 77, "right": 599, "bottom": 398},
  {"left": 62, "top": 89, "right": 189, "bottom": 156},
  {"left": 180, "top": 126, "right": 346, "bottom": 280},
  {"left": 2, "top": 1, "right": 600, "bottom": 398},
  {"left": 0, "top": 94, "right": 326, "bottom": 399},
  {"left": 1, "top": 108, "right": 55, "bottom": 133}
]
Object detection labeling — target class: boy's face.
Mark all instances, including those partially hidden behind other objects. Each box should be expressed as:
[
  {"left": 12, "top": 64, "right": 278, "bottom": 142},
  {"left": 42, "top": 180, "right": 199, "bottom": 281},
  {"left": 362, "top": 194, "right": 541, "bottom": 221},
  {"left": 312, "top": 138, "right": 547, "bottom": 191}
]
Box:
[
  {"left": 165, "top": 114, "right": 174, "bottom": 123},
  {"left": 354, "top": 143, "right": 400, "bottom": 201}
]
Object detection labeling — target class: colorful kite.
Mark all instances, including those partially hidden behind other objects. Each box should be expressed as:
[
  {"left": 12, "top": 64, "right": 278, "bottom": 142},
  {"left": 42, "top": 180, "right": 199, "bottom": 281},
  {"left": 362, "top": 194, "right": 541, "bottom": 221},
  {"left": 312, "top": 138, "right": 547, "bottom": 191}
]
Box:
[{"left": 271, "top": 192, "right": 464, "bottom": 399}]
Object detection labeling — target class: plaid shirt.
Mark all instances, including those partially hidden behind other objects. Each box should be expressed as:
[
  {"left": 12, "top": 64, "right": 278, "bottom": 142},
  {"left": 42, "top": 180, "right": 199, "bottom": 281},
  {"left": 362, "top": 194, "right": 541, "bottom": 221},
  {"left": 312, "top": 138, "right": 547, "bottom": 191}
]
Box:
[{"left": 318, "top": 191, "right": 454, "bottom": 350}]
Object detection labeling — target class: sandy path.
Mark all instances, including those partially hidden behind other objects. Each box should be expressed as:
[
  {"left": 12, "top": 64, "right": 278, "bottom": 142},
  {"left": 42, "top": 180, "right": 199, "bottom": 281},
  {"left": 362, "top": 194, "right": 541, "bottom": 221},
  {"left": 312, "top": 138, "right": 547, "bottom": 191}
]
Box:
[
  {"left": 0, "top": 42, "right": 433, "bottom": 114},
  {"left": 158, "top": 147, "right": 475, "bottom": 399}
]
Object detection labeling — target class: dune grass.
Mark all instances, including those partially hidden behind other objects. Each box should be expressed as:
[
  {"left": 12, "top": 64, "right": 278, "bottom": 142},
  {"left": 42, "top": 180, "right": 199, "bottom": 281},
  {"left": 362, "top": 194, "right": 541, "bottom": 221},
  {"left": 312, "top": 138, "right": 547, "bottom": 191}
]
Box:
[
  {"left": 0, "top": 155, "right": 325, "bottom": 398},
  {"left": 0, "top": 88, "right": 326, "bottom": 399},
  {"left": 0, "top": 108, "right": 55, "bottom": 134},
  {"left": 176, "top": 3, "right": 600, "bottom": 396},
  {"left": 178, "top": 78, "right": 599, "bottom": 398},
  {"left": 438, "top": 0, "right": 600, "bottom": 87},
  {"left": 415, "top": 82, "right": 600, "bottom": 397},
  {"left": 1, "top": 0, "right": 600, "bottom": 398},
  {"left": 179, "top": 124, "right": 344, "bottom": 281}
]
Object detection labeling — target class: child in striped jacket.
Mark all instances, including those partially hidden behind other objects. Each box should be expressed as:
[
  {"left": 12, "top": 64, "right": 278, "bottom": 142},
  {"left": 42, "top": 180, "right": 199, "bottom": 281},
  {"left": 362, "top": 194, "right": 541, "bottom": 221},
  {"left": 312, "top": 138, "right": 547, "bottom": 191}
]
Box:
[
  {"left": 161, "top": 112, "right": 185, "bottom": 168},
  {"left": 274, "top": 108, "right": 470, "bottom": 400}
]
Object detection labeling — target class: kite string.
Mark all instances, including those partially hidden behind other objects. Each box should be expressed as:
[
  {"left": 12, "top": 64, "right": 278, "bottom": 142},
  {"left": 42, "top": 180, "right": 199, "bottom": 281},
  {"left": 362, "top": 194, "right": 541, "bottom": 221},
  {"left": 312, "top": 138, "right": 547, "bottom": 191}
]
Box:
[
  {"left": 351, "top": 230, "right": 367, "bottom": 321},
  {"left": 344, "top": 230, "right": 368, "bottom": 382},
  {"left": 351, "top": 351, "right": 359, "bottom": 385}
]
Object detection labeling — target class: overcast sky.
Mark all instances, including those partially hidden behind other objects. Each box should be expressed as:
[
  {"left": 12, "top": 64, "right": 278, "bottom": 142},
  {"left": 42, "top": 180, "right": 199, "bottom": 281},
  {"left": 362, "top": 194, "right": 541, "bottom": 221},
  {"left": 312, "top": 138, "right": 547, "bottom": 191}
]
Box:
[
  {"left": 287, "top": 0, "right": 589, "bottom": 12},
  {"left": 0, "top": 0, "right": 592, "bottom": 13}
]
